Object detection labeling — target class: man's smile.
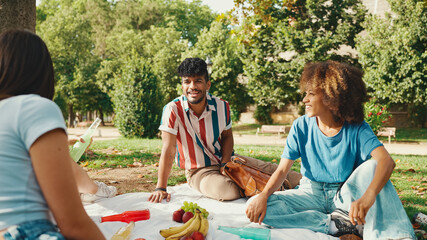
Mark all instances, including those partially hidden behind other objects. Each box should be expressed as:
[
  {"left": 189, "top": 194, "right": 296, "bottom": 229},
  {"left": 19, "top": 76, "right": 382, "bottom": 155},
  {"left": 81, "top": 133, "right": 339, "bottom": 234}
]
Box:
[{"left": 188, "top": 90, "right": 201, "bottom": 98}]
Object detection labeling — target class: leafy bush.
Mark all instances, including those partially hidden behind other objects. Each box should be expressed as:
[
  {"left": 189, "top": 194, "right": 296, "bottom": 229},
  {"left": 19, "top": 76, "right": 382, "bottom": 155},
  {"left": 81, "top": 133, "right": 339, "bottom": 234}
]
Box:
[
  {"left": 112, "top": 53, "right": 162, "bottom": 138},
  {"left": 254, "top": 105, "right": 273, "bottom": 125},
  {"left": 356, "top": 0, "right": 427, "bottom": 126},
  {"left": 364, "top": 99, "right": 391, "bottom": 134}
]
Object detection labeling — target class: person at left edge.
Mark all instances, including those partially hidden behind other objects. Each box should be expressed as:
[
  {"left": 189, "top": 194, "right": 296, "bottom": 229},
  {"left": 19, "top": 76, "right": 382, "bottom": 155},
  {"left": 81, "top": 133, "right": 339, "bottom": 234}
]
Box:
[{"left": 0, "top": 29, "right": 105, "bottom": 240}]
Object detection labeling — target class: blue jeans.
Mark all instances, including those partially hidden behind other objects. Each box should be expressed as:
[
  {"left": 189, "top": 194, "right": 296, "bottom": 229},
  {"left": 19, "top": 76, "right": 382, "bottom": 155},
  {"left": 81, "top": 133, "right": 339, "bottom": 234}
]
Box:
[
  {"left": 2, "top": 219, "right": 65, "bottom": 240},
  {"left": 261, "top": 160, "right": 415, "bottom": 240}
]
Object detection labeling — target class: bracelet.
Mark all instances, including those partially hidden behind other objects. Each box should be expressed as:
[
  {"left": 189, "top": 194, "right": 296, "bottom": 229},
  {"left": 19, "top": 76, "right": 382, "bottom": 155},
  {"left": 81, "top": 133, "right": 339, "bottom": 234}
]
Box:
[{"left": 155, "top": 187, "right": 167, "bottom": 192}]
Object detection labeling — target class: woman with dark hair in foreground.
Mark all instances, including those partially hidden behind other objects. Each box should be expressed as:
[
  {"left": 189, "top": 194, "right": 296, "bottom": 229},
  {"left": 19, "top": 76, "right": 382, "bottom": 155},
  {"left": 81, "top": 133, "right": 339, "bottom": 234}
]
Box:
[{"left": 0, "top": 29, "right": 105, "bottom": 239}]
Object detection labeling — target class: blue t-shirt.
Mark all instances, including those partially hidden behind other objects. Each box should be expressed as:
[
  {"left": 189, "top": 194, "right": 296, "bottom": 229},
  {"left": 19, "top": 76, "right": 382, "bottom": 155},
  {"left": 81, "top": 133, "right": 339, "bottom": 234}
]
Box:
[
  {"left": 282, "top": 115, "right": 382, "bottom": 183},
  {"left": 0, "top": 94, "right": 66, "bottom": 229}
]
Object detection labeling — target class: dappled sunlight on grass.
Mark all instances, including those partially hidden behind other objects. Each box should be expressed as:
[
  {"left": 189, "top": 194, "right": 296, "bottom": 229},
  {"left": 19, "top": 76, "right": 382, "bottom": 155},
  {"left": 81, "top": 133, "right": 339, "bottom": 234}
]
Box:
[{"left": 390, "top": 154, "right": 427, "bottom": 233}]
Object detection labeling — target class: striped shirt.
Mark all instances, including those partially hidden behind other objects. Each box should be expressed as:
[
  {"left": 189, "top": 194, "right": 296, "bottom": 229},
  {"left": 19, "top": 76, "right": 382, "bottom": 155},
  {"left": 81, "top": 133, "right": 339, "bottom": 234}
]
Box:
[{"left": 159, "top": 93, "right": 232, "bottom": 169}]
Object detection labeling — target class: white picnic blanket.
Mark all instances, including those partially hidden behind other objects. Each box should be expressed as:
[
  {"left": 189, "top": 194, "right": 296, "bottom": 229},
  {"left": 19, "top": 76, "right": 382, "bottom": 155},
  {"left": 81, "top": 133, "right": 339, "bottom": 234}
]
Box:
[{"left": 84, "top": 184, "right": 338, "bottom": 240}]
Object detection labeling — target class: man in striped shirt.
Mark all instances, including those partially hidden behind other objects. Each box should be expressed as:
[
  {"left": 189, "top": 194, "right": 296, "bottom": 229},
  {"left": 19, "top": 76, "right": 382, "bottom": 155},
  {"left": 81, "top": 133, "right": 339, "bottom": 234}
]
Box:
[{"left": 148, "top": 58, "right": 300, "bottom": 202}]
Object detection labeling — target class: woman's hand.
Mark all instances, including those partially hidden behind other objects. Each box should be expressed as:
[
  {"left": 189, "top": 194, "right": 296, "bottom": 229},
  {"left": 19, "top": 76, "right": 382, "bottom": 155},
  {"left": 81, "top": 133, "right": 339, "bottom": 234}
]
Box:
[
  {"left": 245, "top": 192, "right": 269, "bottom": 224},
  {"left": 349, "top": 146, "right": 395, "bottom": 225},
  {"left": 349, "top": 189, "right": 376, "bottom": 225},
  {"left": 245, "top": 158, "right": 295, "bottom": 225},
  {"left": 68, "top": 137, "right": 93, "bottom": 150}
]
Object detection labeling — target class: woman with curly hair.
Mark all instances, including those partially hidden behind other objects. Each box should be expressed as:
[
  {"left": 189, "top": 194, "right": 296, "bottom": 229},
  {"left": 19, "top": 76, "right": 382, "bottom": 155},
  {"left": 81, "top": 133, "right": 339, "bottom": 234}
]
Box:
[{"left": 246, "top": 61, "right": 415, "bottom": 239}]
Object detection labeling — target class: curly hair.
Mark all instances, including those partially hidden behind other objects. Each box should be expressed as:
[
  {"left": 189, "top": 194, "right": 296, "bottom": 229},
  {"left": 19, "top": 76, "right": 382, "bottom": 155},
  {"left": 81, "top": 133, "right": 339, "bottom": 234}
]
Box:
[
  {"left": 300, "top": 60, "right": 367, "bottom": 124},
  {"left": 177, "top": 58, "right": 209, "bottom": 82}
]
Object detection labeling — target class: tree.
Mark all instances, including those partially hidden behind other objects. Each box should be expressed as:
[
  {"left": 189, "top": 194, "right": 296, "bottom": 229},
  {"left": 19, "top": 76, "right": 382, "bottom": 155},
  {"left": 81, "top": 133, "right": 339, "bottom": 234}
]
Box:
[
  {"left": 84, "top": 0, "right": 115, "bottom": 58},
  {"left": 0, "top": 0, "right": 36, "bottom": 33},
  {"left": 356, "top": 0, "right": 427, "bottom": 126},
  {"left": 231, "top": 0, "right": 366, "bottom": 123},
  {"left": 113, "top": 0, "right": 165, "bottom": 32},
  {"left": 112, "top": 52, "right": 162, "bottom": 138},
  {"left": 140, "top": 24, "right": 188, "bottom": 104},
  {"left": 37, "top": 0, "right": 104, "bottom": 126},
  {"left": 36, "top": 0, "right": 60, "bottom": 29},
  {"left": 93, "top": 0, "right": 213, "bottom": 102},
  {"left": 36, "top": 0, "right": 217, "bottom": 130},
  {"left": 163, "top": 0, "right": 217, "bottom": 45},
  {"left": 184, "top": 21, "right": 252, "bottom": 121}
]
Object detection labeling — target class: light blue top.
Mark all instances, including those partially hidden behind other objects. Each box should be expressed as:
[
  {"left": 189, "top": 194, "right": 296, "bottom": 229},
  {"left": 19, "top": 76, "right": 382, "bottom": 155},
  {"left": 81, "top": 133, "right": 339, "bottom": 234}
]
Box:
[
  {"left": 282, "top": 115, "right": 382, "bottom": 183},
  {"left": 0, "top": 94, "right": 66, "bottom": 229}
]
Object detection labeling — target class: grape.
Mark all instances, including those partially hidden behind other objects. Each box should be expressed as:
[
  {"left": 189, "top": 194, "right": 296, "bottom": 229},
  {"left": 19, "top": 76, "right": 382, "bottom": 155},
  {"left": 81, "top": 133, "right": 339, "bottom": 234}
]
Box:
[{"left": 180, "top": 201, "right": 209, "bottom": 218}]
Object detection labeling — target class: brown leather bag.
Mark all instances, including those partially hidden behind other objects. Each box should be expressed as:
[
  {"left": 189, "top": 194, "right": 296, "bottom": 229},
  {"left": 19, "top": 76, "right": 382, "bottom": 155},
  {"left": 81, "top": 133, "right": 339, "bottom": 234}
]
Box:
[{"left": 221, "top": 156, "right": 292, "bottom": 197}]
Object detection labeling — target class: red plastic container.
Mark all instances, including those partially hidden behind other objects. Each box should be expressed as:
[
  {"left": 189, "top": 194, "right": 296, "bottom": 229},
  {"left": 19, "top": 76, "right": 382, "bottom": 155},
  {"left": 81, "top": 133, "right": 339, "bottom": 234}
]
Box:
[{"left": 101, "top": 209, "right": 150, "bottom": 223}]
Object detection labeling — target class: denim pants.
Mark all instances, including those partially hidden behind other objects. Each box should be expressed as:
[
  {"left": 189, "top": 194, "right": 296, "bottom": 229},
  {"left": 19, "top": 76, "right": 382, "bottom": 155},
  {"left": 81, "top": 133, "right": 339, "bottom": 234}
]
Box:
[
  {"left": 2, "top": 219, "right": 64, "bottom": 240},
  {"left": 261, "top": 160, "right": 415, "bottom": 240}
]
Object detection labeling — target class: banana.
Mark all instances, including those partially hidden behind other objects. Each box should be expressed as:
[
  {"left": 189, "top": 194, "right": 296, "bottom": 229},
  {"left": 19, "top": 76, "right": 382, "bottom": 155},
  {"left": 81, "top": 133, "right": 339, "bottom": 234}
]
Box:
[
  {"left": 159, "top": 213, "right": 198, "bottom": 238},
  {"left": 165, "top": 212, "right": 201, "bottom": 240},
  {"left": 198, "top": 215, "right": 209, "bottom": 236}
]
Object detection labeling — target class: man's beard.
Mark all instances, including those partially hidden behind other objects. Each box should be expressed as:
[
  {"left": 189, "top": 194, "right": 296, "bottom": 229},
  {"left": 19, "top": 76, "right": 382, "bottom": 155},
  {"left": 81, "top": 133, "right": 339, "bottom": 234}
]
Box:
[{"left": 187, "top": 90, "right": 206, "bottom": 104}]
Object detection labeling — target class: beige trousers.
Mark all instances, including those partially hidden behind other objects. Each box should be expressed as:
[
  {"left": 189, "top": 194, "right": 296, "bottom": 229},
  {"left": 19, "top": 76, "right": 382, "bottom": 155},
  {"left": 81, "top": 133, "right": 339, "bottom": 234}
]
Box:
[{"left": 185, "top": 154, "right": 302, "bottom": 201}]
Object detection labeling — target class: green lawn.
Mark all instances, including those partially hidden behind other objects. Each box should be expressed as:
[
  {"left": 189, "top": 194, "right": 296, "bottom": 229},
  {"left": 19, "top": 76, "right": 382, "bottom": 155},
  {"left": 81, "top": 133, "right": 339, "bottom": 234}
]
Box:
[
  {"left": 392, "top": 128, "right": 427, "bottom": 142},
  {"left": 85, "top": 137, "right": 426, "bottom": 236},
  {"left": 233, "top": 123, "right": 427, "bottom": 143}
]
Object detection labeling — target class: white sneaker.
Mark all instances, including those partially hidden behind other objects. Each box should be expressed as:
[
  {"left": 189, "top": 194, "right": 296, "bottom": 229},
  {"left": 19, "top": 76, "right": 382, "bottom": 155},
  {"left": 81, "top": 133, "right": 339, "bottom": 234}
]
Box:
[{"left": 80, "top": 181, "right": 117, "bottom": 203}]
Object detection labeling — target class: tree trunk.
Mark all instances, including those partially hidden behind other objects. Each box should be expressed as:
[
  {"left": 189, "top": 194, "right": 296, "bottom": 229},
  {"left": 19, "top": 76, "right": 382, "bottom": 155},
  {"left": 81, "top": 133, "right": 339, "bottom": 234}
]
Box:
[
  {"left": 0, "top": 0, "right": 36, "bottom": 34},
  {"left": 68, "top": 104, "right": 75, "bottom": 128},
  {"left": 98, "top": 108, "right": 105, "bottom": 126}
]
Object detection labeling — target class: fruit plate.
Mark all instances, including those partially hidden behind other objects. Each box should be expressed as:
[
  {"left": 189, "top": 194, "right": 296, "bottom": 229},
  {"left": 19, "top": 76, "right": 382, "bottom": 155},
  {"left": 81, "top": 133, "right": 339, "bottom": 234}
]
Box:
[{"left": 84, "top": 183, "right": 338, "bottom": 240}]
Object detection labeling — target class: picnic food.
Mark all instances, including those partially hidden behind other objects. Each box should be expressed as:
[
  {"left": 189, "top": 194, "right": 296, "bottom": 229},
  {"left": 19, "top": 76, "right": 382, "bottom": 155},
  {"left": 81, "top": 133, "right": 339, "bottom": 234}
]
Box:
[
  {"left": 101, "top": 209, "right": 150, "bottom": 223},
  {"left": 190, "top": 231, "right": 205, "bottom": 240},
  {"left": 198, "top": 215, "right": 209, "bottom": 236},
  {"left": 182, "top": 211, "right": 194, "bottom": 223},
  {"left": 160, "top": 209, "right": 208, "bottom": 239},
  {"left": 160, "top": 210, "right": 200, "bottom": 239},
  {"left": 111, "top": 221, "right": 135, "bottom": 240},
  {"left": 173, "top": 209, "right": 185, "bottom": 222},
  {"left": 181, "top": 201, "right": 209, "bottom": 218},
  {"left": 174, "top": 201, "right": 209, "bottom": 223}
]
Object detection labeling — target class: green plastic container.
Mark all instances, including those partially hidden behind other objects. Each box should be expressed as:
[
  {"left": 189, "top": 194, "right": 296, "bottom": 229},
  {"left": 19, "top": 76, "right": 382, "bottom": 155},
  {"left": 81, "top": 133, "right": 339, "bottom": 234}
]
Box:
[{"left": 218, "top": 226, "right": 271, "bottom": 240}]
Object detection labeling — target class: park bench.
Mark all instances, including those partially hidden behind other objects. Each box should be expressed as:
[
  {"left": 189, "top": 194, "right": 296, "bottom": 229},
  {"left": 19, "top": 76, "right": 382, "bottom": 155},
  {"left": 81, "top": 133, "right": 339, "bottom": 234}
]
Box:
[
  {"left": 377, "top": 127, "right": 396, "bottom": 144},
  {"left": 256, "top": 125, "right": 287, "bottom": 137}
]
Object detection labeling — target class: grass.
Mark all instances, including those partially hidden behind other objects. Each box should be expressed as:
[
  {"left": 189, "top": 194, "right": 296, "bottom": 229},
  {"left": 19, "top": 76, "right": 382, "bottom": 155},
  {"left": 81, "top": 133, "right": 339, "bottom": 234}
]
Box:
[
  {"left": 81, "top": 137, "right": 162, "bottom": 169},
  {"left": 393, "top": 128, "right": 427, "bottom": 142},
  {"left": 234, "top": 123, "right": 427, "bottom": 143},
  {"left": 83, "top": 136, "right": 426, "bottom": 236},
  {"left": 390, "top": 155, "right": 427, "bottom": 218},
  {"left": 232, "top": 123, "right": 262, "bottom": 135}
]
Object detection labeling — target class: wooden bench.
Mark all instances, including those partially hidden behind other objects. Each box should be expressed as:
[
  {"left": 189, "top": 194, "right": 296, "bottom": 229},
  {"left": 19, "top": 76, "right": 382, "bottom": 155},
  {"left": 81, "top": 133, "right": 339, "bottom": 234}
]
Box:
[
  {"left": 256, "top": 125, "right": 287, "bottom": 137},
  {"left": 377, "top": 127, "right": 396, "bottom": 144}
]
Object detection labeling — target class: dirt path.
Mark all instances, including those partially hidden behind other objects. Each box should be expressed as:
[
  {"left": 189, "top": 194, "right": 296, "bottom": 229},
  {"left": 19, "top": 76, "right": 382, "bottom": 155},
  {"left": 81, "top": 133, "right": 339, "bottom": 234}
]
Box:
[{"left": 85, "top": 166, "right": 185, "bottom": 195}]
